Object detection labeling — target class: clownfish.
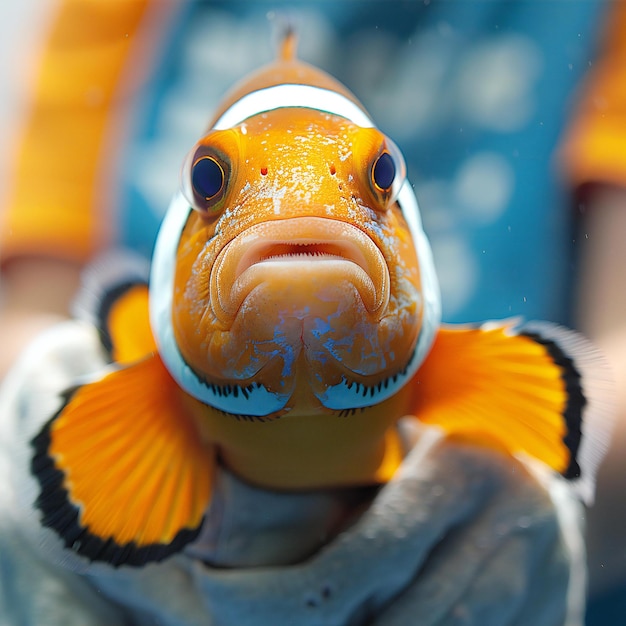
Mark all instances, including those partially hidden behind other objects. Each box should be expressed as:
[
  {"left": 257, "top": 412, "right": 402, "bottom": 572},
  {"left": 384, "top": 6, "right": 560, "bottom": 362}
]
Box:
[{"left": 28, "top": 31, "right": 612, "bottom": 568}]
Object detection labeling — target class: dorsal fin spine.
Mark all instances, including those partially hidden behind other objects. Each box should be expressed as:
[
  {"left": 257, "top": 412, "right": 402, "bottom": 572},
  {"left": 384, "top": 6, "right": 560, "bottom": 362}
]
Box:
[{"left": 278, "top": 21, "right": 298, "bottom": 61}]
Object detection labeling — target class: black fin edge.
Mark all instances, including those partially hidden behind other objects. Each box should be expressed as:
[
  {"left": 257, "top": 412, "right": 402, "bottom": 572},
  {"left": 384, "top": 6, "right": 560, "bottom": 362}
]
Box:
[
  {"left": 520, "top": 331, "right": 586, "bottom": 480},
  {"left": 30, "top": 396, "right": 203, "bottom": 568}
]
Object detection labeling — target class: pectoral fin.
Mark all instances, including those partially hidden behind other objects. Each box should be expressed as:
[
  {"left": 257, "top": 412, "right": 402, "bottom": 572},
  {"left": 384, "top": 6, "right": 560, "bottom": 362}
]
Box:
[
  {"left": 100, "top": 282, "right": 156, "bottom": 364},
  {"left": 410, "top": 320, "right": 613, "bottom": 503},
  {"left": 72, "top": 251, "right": 156, "bottom": 364},
  {"left": 31, "top": 354, "right": 215, "bottom": 566}
]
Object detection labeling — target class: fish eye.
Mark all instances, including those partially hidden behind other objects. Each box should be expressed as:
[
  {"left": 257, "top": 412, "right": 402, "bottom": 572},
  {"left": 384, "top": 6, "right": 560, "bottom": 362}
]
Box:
[
  {"left": 372, "top": 151, "right": 396, "bottom": 192},
  {"left": 192, "top": 156, "right": 225, "bottom": 202},
  {"left": 181, "top": 131, "right": 239, "bottom": 215}
]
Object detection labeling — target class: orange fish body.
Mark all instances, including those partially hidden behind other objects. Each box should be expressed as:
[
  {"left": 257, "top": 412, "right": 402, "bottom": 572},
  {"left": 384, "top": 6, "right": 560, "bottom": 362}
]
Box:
[
  {"left": 149, "top": 35, "right": 438, "bottom": 489},
  {"left": 28, "top": 34, "right": 612, "bottom": 568}
]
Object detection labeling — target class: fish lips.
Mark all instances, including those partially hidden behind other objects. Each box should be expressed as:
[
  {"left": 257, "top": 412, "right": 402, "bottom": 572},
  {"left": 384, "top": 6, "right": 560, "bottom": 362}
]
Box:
[{"left": 210, "top": 217, "right": 390, "bottom": 325}]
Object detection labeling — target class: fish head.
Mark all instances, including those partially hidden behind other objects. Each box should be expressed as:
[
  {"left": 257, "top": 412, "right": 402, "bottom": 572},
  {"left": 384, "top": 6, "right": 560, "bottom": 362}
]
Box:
[{"left": 151, "top": 106, "right": 440, "bottom": 417}]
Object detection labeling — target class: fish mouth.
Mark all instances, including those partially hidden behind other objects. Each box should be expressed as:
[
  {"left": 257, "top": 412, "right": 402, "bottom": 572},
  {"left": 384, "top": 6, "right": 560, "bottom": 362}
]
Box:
[{"left": 211, "top": 217, "right": 390, "bottom": 322}]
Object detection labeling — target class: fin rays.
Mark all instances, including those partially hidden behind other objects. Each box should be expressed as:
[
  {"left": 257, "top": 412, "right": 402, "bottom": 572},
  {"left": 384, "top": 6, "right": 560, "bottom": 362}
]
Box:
[
  {"left": 410, "top": 321, "right": 613, "bottom": 503},
  {"left": 31, "top": 354, "right": 215, "bottom": 566}
]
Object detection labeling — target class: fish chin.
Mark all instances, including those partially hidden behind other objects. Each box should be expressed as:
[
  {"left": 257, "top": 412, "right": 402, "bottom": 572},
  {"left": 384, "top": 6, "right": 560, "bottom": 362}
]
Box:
[
  {"left": 224, "top": 264, "right": 377, "bottom": 369},
  {"left": 219, "top": 268, "right": 421, "bottom": 407}
]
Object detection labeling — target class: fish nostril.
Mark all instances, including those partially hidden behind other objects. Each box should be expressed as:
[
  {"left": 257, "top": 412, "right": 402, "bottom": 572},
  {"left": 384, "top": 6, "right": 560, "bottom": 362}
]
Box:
[
  {"left": 260, "top": 166, "right": 268, "bottom": 176},
  {"left": 329, "top": 163, "right": 336, "bottom": 176}
]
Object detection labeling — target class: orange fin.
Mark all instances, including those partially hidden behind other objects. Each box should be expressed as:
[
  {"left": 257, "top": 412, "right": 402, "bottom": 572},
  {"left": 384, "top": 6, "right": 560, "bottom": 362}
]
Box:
[
  {"left": 410, "top": 320, "right": 614, "bottom": 503},
  {"left": 30, "top": 354, "right": 215, "bottom": 566},
  {"left": 103, "top": 282, "right": 156, "bottom": 364},
  {"left": 72, "top": 251, "right": 156, "bottom": 364}
]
